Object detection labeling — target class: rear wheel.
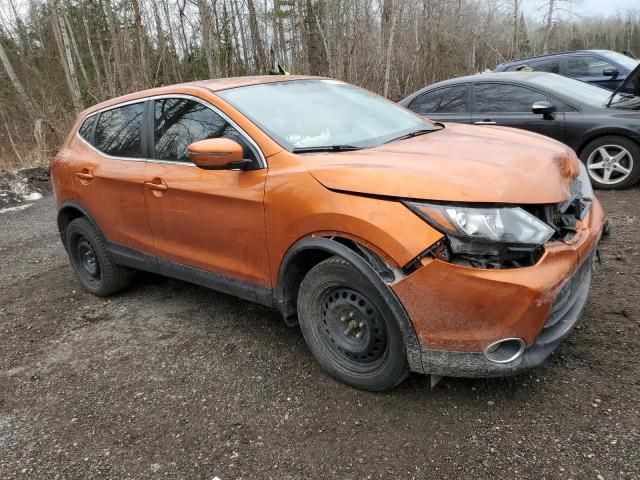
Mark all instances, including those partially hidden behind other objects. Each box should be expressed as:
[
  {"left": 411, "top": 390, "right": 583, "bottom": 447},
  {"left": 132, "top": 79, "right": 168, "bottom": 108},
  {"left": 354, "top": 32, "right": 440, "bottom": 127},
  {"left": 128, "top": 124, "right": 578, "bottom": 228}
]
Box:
[
  {"left": 580, "top": 136, "right": 640, "bottom": 190},
  {"left": 66, "top": 217, "right": 132, "bottom": 296},
  {"left": 297, "top": 257, "right": 409, "bottom": 391}
]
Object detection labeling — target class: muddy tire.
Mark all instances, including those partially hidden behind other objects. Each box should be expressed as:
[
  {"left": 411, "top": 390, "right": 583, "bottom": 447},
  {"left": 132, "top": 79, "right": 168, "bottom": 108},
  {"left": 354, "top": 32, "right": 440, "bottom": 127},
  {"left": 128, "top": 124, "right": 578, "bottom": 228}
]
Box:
[
  {"left": 580, "top": 136, "right": 640, "bottom": 190},
  {"left": 65, "top": 217, "right": 132, "bottom": 296},
  {"left": 297, "top": 256, "right": 409, "bottom": 391}
]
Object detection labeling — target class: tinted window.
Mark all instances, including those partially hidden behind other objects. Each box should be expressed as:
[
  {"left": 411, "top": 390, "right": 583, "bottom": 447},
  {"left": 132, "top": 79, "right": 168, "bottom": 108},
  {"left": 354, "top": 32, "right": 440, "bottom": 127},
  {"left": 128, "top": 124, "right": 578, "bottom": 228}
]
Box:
[
  {"left": 475, "top": 83, "right": 547, "bottom": 113},
  {"left": 567, "top": 56, "right": 614, "bottom": 77},
  {"left": 409, "top": 85, "right": 467, "bottom": 114},
  {"left": 94, "top": 103, "right": 144, "bottom": 158},
  {"left": 529, "top": 59, "right": 561, "bottom": 73},
  {"left": 78, "top": 115, "right": 96, "bottom": 142},
  {"left": 153, "top": 98, "right": 256, "bottom": 163},
  {"left": 550, "top": 98, "right": 577, "bottom": 112}
]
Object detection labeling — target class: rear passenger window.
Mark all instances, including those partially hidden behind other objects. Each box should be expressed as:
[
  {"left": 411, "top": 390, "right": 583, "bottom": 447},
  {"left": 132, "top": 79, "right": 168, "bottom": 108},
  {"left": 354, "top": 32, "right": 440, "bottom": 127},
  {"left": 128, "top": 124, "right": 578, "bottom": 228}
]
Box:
[
  {"left": 409, "top": 85, "right": 467, "bottom": 114},
  {"left": 94, "top": 103, "right": 145, "bottom": 158},
  {"left": 529, "top": 59, "right": 561, "bottom": 73},
  {"left": 153, "top": 98, "right": 257, "bottom": 163},
  {"left": 78, "top": 115, "right": 96, "bottom": 142},
  {"left": 475, "top": 83, "right": 547, "bottom": 113}
]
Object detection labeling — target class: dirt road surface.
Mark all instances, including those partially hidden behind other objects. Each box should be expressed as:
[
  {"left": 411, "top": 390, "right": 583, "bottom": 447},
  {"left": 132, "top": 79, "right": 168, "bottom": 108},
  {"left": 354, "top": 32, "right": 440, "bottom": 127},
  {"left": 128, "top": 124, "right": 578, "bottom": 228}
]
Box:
[{"left": 1, "top": 186, "right": 639, "bottom": 479}]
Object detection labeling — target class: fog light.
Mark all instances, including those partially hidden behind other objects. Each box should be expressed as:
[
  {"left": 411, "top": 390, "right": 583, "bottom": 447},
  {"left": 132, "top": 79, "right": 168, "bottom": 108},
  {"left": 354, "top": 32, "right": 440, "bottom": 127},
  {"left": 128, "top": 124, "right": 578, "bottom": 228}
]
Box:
[{"left": 483, "top": 338, "right": 526, "bottom": 364}]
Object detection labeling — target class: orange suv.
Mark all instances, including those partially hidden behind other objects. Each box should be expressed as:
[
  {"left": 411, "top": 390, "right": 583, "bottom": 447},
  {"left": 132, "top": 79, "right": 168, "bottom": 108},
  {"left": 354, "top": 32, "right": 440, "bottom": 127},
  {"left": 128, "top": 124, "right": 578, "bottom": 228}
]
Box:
[{"left": 51, "top": 76, "right": 605, "bottom": 390}]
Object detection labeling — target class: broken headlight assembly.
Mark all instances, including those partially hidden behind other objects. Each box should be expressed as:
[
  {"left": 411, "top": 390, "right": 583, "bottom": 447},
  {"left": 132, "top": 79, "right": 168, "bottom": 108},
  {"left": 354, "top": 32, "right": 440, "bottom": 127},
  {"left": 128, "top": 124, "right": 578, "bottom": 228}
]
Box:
[{"left": 403, "top": 202, "right": 555, "bottom": 269}]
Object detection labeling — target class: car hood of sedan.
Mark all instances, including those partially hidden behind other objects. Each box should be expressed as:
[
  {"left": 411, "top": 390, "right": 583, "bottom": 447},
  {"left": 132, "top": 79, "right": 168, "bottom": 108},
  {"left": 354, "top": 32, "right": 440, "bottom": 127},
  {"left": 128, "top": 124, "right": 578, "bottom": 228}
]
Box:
[{"left": 307, "top": 123, "right": 579, "bottom": 204}]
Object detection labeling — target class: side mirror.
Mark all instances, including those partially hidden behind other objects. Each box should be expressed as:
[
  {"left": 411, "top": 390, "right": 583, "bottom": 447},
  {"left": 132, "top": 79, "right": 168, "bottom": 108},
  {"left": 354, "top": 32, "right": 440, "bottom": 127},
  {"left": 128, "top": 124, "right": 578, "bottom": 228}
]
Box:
[
  {"left": 187, "top": 138, "right": 251, "bottom": 170},
  {"left": 532, "top": 101, "right": 556, "bottom": 118},
  {"left": 603, "top": 67, "right": 619, "bottom": 78}
]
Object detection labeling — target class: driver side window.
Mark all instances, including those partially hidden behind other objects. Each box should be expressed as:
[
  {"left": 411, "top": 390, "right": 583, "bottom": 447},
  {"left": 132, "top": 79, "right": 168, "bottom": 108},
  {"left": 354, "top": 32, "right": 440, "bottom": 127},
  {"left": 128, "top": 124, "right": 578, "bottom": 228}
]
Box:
[{"left": 153, "top": 98, "right": 257, "bottom": 163}]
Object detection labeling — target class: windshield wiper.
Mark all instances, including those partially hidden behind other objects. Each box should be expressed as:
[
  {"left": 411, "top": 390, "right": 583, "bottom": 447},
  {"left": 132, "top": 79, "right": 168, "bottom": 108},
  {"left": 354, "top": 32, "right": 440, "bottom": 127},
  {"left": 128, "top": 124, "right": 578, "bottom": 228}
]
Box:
[
  {"left": 385, "top": 125, "right": 443, "bottom": 144},
  {"left": 292, "top": 145, "right": 363, "bottom": 153}
]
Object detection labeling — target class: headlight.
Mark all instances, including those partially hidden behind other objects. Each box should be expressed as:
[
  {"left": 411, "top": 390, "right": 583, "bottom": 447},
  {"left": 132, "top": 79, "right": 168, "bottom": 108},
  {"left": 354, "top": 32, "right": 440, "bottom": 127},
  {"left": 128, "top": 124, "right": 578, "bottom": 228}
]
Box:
[{"left": 404, "top": 202, "right": 554, "bottom": 254}]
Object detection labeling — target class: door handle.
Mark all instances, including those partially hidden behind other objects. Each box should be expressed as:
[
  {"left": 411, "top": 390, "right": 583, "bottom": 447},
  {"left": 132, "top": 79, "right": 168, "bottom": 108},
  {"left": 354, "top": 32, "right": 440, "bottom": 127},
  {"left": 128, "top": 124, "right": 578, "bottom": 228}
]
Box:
[
  {"left": 74, "top": 170, "right": 94, "bottom": 180},
  {"left": 474, "top": 120, "right": 497, "bottom": 125},
  {"left": 144, "top": 179, "right": 168, "bottom": 191}
]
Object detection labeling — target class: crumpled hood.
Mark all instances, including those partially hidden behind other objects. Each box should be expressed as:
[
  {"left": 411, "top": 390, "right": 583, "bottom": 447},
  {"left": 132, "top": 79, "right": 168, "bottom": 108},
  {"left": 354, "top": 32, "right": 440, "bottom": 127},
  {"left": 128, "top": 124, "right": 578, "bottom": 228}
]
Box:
[{"left": 307, "top": 123, "right": 580, "bottom": 204}]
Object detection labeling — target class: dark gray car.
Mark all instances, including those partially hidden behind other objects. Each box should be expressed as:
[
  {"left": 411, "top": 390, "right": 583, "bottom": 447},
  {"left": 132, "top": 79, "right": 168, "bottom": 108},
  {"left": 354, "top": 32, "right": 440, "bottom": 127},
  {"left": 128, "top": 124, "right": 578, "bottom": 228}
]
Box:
[
  {"left": 399, "top": 71, "right": 640, "bottom": 189},
  {"left": 494, "top": 50, "right": 639, "bottom": 91}
]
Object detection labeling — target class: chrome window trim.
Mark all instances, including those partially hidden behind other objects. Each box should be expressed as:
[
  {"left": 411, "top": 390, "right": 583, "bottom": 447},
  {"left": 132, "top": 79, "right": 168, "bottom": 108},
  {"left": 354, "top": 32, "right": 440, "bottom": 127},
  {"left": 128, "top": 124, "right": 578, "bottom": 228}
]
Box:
[{"left": 75, "top": 93, "right": 267, "bottom": 168}]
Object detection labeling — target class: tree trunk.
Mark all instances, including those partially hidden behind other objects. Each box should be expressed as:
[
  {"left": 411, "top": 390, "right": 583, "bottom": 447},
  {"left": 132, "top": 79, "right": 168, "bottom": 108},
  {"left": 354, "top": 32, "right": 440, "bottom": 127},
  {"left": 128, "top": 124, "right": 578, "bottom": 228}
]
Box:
[
  {"left": 382, "top": 0, "right": 397, "bottom": 98},
  {"left": 51, "top": 0, "right": 83, "bottom": 111},
  {"left": 247, "top": 0, "right": 267, "bottom": 72},
  {"left": 131, "top": 0, "right": 149, "bottom": 88},
  {"left": 543, "top": 0, "right": 555, "bottom": 54},
  {"left": 198, "top": 0, "right": 219, "bottom": 78},
  {"left": 0, "top": 38, "right": 37, "bottom": 120},
  {"left": 304, "top": 0, "right": 328, "bottom": 76},
  {"left": 102, "top": 0, "right": 128, "bottom": 93},
  {"left": 81, "top": 6, "right": 106, "bottom": 99}
]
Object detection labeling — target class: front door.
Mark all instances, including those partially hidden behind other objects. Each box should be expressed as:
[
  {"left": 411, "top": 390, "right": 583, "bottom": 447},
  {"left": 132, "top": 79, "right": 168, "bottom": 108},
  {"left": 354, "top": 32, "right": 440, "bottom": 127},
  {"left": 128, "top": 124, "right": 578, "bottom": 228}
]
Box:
[
  {"left": 471, "top": 82, "right": 565, "bottom": 143},
  {"left": 142, "top": 96, "right": 270, "bottom": 287},
  {"left": 70, "top": 101, "right": 154, "bottom": 253},
  {"left": 566, "top": 55, "right": 621, "bottom": 91}
]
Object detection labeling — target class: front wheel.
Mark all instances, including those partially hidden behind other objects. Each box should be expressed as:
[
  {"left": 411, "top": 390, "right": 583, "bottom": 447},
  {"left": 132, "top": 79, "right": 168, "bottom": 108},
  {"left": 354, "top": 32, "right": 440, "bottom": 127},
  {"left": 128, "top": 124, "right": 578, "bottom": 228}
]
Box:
[
  {"left": 297, "top": 257, "right": 409, "bottom": 391},
  {"left": 580, "top": 136, "right": 640, "bottom": 190}
]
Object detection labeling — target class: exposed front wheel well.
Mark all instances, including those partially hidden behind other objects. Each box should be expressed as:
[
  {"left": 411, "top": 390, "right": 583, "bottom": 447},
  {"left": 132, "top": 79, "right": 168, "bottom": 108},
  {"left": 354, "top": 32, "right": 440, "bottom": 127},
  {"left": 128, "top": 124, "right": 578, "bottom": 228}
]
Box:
[{"left": 276, "top": 236, "right": 397, "bottom": 322}]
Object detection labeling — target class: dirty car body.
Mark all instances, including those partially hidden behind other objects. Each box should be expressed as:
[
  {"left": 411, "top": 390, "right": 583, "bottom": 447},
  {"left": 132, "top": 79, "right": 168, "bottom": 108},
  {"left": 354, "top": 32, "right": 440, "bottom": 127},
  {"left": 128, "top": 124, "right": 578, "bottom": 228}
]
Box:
[{"left": 50, "top": 76, "right": 605, "bottom": 391}]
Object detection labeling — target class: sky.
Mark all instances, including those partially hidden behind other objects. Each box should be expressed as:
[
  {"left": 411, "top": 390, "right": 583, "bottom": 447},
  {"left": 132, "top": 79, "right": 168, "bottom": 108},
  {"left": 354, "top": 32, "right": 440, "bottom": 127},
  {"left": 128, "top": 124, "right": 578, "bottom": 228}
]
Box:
[{"left": 523, "top": 0, "right": 639, "bottom": 20}]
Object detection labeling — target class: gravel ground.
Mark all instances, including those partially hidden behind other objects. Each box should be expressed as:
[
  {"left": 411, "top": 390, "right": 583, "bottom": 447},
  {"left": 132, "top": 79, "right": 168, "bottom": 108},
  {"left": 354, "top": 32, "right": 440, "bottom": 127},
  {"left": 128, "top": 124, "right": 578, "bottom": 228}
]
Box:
[{"left": 0, "top": 182, "right": 639, "bottom": 479}]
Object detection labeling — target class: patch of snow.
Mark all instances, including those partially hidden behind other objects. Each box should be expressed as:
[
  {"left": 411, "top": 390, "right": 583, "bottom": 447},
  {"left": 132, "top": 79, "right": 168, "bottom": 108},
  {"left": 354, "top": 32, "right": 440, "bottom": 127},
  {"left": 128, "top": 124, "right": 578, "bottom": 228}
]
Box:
[
  {"left": 24, "top": 192, "right": 43, "bottom": 201},
  {"left": 0, "top": 203, "right": 34, "bottom": 214}
]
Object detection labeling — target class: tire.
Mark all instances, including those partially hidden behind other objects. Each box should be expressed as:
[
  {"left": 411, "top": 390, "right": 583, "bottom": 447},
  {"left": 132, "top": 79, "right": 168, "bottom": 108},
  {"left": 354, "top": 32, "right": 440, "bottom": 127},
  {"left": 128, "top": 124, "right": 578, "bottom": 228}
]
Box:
[
  {"left": 580, "top": 135, "right": 640, "bottom": 190},
  {"left": 297, "top": 256, "right": 409, "bottom": 391},
  {"left": 65, "top": 217, "right": 132, "bottom": 296}
]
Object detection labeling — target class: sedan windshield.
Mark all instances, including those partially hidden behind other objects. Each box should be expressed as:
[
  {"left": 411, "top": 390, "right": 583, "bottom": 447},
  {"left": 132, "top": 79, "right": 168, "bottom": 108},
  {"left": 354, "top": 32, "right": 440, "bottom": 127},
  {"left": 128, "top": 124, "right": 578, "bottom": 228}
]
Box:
[
  {"left": 602, "top": 51, "right": 639, "bottom": 71},
  {"left": 526, "top": 74, "right": 613, "bottom": 108},
  {"left": 217, "top": 79, "right": 436, "bottom": 151}
]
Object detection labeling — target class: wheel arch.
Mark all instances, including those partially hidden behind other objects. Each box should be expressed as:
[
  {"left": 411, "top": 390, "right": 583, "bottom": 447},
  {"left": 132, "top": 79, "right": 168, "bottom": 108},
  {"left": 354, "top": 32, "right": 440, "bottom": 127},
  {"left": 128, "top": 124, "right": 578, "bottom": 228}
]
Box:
[
  {"left": 57, "top": 201, "right": 102, "bottom": 249},
  {"left": 576, "top": 128, "right": 640, "bottom": 157},
  {"left": 276, "top": 235, "right": 423, "bottom": 373}
]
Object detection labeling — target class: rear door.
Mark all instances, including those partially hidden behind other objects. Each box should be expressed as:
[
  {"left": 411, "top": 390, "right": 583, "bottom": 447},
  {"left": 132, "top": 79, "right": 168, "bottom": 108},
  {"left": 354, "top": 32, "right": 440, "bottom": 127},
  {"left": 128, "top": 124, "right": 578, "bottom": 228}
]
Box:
[
  {"left": 142, "top": 96, "right": 271, "bottom": 287},
  {"left": 406, "top": 84, "right": 471, "bottom": 124},
  {"left": 471, "top": 82, "right": 565, "bottom": 143},
  {"left": 566, "top": 54, "right": 621, "bottom": 90},
  {"left": 70, "top": 101, "right": 154, "bottom": 253}
]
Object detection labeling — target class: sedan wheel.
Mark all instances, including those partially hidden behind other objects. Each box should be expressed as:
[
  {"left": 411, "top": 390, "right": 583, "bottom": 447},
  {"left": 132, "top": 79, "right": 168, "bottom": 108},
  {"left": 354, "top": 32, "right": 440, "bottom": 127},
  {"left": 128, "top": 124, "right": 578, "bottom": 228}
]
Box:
[
  {"left": 580, "top": 136, "right": 640, "bottom": 190},
  {"left": 586, "top": 145, "right": 633, "bottom": 186}
]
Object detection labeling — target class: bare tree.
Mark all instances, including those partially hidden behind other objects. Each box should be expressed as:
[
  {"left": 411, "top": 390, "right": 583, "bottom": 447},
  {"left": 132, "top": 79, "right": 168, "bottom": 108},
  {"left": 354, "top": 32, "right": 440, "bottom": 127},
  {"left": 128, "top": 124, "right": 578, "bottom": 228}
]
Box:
[{"left": 0, "top": 35, "right": 37, "bottom": 120}]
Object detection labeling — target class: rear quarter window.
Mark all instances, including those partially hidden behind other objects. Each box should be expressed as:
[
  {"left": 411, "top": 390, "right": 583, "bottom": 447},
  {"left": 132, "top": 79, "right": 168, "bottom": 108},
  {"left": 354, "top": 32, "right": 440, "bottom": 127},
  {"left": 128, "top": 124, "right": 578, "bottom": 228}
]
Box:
[
  {"left": 94, "top": 103, "right": 145, "bottom": 158},
  {"left": 78, "top": 115, "right": 96, "bottom": 142}
]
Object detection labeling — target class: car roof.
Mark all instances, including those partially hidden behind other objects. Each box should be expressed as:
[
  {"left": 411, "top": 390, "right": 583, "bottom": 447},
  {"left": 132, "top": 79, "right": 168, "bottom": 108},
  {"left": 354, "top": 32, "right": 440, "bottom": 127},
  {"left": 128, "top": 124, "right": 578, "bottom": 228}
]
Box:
[
  {"left": 80, "top": 75, "right": 320, "bottom": 117},
  {"left": 398, "top": 71, "right": 565, "bottom": 107},
  {"left": 429, "top": 71, "right": 551, "bottom": 85},
  {"left": 498, "top": 49, "right": 612, "bottom": 67}
]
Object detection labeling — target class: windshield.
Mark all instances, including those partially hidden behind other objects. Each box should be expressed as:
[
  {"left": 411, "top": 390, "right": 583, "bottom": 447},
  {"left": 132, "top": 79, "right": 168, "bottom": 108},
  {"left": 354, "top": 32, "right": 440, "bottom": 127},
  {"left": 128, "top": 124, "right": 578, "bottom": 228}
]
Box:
[
  {"left": 526, "top": 74, "right": 613, "bottom": 107},
  {"left": 602, "top": 51, "right": 639, "bottom": 71},
  {"left": 217, "top": 79, "right": 434, "bottom": 151}
]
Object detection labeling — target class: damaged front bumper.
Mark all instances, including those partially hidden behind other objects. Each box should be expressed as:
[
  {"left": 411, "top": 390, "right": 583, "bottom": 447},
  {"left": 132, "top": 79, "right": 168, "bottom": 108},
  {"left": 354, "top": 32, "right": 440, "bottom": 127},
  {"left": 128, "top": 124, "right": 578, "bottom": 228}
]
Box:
[{"left": 391, "top": 198, "right": 605, "bottom": 378}]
